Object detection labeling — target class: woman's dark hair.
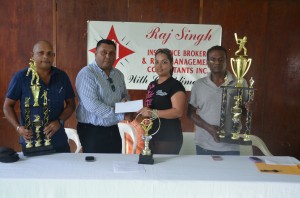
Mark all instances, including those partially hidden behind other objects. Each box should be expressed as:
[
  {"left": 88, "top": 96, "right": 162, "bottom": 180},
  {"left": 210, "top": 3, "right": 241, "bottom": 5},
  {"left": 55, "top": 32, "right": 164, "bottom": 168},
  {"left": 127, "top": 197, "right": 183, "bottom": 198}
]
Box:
[{"left": 155, "top": 48, "right": 174, "bottom": 76}]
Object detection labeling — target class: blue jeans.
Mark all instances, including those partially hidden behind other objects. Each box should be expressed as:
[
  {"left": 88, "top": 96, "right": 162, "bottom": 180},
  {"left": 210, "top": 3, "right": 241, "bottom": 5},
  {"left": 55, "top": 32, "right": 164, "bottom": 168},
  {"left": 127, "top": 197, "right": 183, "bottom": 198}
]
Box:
[{"left": 196, "top": 145, "right": 240, "bottom": 155}]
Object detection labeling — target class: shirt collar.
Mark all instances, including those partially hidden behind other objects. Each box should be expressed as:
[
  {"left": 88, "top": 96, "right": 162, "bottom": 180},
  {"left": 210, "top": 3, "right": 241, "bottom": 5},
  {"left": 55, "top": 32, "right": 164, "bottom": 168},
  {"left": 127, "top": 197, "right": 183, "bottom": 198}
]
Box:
[
  {"left": 207, "top": 71, "right": 235, "bottom": 86},
  {"left": 91, "top": 60, "right": 115, "bottom": 78}
]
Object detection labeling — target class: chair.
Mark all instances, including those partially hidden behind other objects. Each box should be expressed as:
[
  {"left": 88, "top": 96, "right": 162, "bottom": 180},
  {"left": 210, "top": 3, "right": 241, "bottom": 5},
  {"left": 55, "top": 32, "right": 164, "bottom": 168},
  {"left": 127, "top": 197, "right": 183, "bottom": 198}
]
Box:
[
  {"left": 239, "top": 134, "right": 273, "bottom": 156},
  {"left": 64, "top": 128, "right": 82, "bottom": 153},
  {"left": 179, "top": 132, "right": 196, "bottom": 155},
  {"left": 117, "top": 123, "right": 137, "bottom": 154}
]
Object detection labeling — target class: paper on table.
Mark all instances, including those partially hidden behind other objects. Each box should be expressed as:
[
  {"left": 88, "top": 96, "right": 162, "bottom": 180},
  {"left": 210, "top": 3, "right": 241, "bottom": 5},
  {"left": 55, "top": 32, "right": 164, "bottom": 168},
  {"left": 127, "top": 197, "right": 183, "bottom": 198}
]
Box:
[
  {"left": 113, "top": 161, "right": 145, "bottom": 173},
  {"left": 115, "top": 100, "right": 143, "bottom": 113},
  {"left": 255, "top": 162, "right": 300, "bottom": 175},
  {"left": 264, "top": 156, "right": 300, "bottom": 165}
]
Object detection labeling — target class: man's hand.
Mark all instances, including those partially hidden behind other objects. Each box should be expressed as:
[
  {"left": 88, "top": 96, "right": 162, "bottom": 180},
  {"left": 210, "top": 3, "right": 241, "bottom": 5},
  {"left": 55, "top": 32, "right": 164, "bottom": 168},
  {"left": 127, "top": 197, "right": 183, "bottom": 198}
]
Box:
[
  {"left": 244, "top": 101, "right": 254, "bottom": 112},
  {"left": 206, "top": 125, "right": 220, "bottom": 143},
  {"left": 18, "top": 126, "right": 33, "bottom": 141},
  {"left": 44, "top": 120, "right": 61, "bottom": 138},
  {"left": 124, "top": 113, "right": 133, "bottom": 122}
]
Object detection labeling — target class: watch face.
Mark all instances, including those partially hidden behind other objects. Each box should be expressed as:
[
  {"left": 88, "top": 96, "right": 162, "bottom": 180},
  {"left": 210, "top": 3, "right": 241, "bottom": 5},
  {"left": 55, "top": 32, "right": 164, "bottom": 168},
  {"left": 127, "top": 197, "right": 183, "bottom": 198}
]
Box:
[{"left": 59, "top": 120, "right": 64, "bottom": 125}]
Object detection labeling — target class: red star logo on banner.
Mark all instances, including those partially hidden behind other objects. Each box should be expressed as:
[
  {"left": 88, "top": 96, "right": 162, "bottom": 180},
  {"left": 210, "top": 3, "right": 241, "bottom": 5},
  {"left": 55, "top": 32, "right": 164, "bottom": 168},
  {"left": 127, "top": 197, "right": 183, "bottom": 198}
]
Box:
[{"left": 89, "top": 26, "right": 135, "bottom": 67}]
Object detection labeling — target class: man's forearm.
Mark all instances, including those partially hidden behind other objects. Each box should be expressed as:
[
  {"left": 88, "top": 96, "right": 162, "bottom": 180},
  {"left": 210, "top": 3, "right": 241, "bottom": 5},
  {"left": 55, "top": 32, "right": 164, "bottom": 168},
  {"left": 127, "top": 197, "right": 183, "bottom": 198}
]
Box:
[
  {"left": 189, "top": 112, "right": 211, "bottom": 132},
  {"left": 3, "top": 99, "right": 20, "bottom": 129},
  {"left": 187, "top": 104, "right": 211, "bottom": 131},
  {"left": 58, "top": 99, "right": 75, "bottom": 121}
]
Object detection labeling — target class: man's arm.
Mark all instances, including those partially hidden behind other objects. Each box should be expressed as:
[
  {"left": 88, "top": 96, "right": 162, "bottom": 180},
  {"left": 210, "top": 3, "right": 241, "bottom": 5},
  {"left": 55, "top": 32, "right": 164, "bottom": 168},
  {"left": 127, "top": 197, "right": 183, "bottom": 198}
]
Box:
[
  {"left": 3, "top": 97, "right": 32, "bottom": 140},
  {"left": 187, "top": 104, "right": 220, "bottom": 142},
  {"left": 58, "top": 98, "right": 76, "bottom": 121},
  {"left": 44, "top": 98, "right": 75, "bottom": 138}
]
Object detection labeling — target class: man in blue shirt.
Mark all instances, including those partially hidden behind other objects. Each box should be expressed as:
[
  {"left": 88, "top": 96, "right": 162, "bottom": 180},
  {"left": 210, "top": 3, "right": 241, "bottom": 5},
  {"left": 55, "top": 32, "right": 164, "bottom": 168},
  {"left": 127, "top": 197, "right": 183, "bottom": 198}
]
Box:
[
  {"left": 3, "top": 40, "right": 76, "bottom": 153},
  {"left": 76, "top": 39, "right": 132, "bottom": 153}
]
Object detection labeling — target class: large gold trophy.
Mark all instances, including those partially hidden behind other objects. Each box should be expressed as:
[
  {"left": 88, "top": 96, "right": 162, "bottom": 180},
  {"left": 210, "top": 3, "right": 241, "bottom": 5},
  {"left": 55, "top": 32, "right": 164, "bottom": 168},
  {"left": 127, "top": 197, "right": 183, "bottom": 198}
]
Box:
[
  {"left": 218, "top": 33, "right": 255, "bottom": 144},
  {"left": 135, "top": 110, "right": 160, "bottom": 164},
  {"left": 22, "top": 59, "right": 55, "bottom": 156}
]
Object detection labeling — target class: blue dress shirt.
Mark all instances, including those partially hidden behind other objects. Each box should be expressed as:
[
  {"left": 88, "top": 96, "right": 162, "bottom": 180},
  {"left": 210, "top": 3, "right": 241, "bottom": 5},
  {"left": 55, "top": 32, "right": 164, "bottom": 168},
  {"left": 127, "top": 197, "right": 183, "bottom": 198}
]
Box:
[{"left": 76, "top": 60, "right": 129, "bottom": 126}]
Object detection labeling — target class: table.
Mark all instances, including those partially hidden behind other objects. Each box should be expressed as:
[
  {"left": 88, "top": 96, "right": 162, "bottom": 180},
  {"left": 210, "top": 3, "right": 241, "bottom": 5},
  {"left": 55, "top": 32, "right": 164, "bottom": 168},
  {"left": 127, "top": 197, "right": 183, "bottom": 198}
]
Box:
[{"left": 0, "top": 153, "right": 299, "bottom": 198}]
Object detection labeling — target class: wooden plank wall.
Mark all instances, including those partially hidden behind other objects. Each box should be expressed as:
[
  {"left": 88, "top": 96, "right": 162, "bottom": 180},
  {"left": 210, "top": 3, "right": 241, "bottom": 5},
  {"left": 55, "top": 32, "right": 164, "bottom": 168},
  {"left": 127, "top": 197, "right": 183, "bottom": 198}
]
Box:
[{"left": 0, "top": 0, "right": 299, "bottom": 159}]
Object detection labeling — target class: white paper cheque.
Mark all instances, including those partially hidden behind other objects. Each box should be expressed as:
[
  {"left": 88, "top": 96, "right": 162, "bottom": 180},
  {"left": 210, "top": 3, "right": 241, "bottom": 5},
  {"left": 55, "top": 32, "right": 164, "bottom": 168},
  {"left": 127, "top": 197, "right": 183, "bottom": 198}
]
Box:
[{"left": 115, "top": 99, "right": 143, "bottom": 113}]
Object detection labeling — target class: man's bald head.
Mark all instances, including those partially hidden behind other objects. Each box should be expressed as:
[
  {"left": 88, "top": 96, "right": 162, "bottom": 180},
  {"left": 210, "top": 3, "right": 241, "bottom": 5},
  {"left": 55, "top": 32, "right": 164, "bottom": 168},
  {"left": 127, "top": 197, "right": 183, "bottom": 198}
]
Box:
[{"left": 33, "top": 40, "right": 53, "bottom": 52}]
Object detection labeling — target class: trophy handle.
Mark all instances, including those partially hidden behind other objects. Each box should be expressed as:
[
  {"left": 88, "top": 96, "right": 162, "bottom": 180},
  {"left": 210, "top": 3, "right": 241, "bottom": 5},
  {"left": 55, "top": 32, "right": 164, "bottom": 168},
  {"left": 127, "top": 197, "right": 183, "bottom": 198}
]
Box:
[
  {"left": 241, "top": 58, "right": 252, "bottom": 78},
  {"left": 135, "top": 110, "right": 161, "bottom": 136},
  {"left": 230, "top": 58, "right": 237, "bottom": 77}
]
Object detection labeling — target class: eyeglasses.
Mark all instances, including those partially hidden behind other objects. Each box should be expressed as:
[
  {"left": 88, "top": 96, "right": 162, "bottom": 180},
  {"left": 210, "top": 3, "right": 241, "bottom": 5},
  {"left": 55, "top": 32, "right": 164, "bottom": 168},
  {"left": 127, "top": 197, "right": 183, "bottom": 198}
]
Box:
[
  {"left": 208, "top": 57, "right": 226, "bottom": 64},
  {"left": 107, "top": 77, "right": 116, "bottom": 92}
]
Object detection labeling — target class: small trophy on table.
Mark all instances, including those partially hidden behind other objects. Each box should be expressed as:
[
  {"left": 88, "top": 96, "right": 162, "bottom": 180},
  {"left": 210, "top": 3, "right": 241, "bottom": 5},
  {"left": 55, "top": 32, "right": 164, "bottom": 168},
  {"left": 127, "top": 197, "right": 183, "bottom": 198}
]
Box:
[
  {"left": 22, "top": 59, "right": 55, "bottom": 156},
  {"left": 218, "top": 33, "right": 256, "bottom": 145},
  {"left": 135, "top": 110, "right": 160, "bottom": 164}
]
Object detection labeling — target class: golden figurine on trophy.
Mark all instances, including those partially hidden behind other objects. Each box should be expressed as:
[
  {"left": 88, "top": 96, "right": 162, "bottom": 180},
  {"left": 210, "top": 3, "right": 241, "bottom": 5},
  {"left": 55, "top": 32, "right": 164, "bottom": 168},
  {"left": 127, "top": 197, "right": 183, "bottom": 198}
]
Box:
[
  {"left": 218, "top": 33, "right": 255, "bottom": 144},
  {"left": 231, "top": 33, "right": 252, "bottom": 87},
  {"left": 26, "top": 58, "right": 41, "bottom": 106},
  {"left": 135, "top": 109, "right": 160, "bottom": 164}
]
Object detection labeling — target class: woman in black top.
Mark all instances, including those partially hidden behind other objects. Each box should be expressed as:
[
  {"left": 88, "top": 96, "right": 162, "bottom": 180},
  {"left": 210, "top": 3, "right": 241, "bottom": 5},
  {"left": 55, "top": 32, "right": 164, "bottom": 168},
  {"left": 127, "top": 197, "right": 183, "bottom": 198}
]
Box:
[{"left": 138, "top": 48, "right": 186, "bottom": 154}]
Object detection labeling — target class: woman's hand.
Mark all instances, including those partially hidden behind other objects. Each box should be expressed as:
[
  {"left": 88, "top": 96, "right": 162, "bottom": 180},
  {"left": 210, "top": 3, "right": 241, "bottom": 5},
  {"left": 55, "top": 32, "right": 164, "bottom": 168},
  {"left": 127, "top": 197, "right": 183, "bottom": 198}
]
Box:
[{"left": 137, "top": 107, "right": 152, "bottom": 117}]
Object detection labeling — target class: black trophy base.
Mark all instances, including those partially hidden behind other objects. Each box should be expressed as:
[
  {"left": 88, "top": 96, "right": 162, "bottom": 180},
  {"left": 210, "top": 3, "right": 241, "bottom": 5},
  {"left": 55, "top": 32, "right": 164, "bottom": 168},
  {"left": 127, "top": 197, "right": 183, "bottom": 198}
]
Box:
[
  {"left": 219, "top": 136, "right": 252, "bottom": 145},
  {"left": 22, "top": 145, "right": 56, "bottom": 156},
  {"left": 138, "top": 153, "right": 154, "bottom": 164}
]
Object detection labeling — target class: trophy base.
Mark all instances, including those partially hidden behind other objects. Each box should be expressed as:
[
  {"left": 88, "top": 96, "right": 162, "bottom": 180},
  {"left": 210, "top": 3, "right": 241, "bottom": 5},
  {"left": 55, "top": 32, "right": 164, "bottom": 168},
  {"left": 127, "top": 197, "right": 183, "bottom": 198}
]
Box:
[
  {"left": 219, "top": 136, "right": 252, "bottom": 145},
  {"left": 138, "top": 153, "right": 154, "bottom": 164},
  {"left": 22, "top": 145, "right": 56, "bottom": 156}
]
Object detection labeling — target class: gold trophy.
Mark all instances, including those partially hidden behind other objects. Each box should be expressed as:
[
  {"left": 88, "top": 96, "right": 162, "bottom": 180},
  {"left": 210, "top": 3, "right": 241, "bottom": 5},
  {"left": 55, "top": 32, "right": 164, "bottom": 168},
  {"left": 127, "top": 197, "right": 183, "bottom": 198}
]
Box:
[
  {"left": 22, "top": 59, "right": 55, "bottom": 156},
  {"left": 218, "top": 33, "right": 255, "bottom": 144},
  {"left": 135, "top": 109, "right": 160, "bottom": 164}
]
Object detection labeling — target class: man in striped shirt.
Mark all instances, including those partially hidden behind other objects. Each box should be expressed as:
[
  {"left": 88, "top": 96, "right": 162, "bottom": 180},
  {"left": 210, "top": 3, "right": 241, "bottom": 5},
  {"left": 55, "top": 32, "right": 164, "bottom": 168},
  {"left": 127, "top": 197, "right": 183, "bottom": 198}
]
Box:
[{"left": 76, "top": 39, "right": 132, "bottom": 153}]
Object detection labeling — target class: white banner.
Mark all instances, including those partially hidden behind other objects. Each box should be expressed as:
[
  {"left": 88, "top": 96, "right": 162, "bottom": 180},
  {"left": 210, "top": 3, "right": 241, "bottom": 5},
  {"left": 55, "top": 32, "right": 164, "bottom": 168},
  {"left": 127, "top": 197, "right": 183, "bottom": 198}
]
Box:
[{"left": 87, "top": 21, "right": 222, "bottom": 91}]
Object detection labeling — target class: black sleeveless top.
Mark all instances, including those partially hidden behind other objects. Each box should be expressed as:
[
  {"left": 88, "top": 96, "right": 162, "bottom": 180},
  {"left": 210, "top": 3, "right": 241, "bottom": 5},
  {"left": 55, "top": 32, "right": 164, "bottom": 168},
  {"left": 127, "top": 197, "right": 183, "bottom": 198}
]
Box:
[{"left": 145, "top": 77, "right": 185, "bottom": 141}]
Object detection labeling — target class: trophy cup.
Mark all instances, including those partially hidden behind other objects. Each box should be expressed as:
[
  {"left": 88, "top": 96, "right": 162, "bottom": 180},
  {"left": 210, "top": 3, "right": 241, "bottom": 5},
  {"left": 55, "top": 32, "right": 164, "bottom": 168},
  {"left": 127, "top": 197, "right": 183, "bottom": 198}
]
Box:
[
  {"left": 218, "top": 33, "right": 255, "bottom": 145},
  {"left": 135, "top": 109, "right": 161, "bottom": 164},
  {"left": 22, "top": 59, "right": 55, "bottom": 156}
]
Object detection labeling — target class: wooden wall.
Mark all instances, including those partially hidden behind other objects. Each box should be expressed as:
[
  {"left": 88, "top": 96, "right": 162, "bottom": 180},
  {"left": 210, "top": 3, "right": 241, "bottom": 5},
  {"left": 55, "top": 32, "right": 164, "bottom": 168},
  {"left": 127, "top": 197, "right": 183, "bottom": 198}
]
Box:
[{"left": 0, "top": 0, "right": 299, "bottom": 159}]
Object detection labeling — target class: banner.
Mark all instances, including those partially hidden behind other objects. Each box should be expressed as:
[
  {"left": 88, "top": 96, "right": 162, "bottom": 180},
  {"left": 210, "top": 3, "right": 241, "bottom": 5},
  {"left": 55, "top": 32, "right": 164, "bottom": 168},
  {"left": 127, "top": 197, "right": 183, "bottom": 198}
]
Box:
[{"left": 87, "top": 21, "right": 222, "bottom": 91}]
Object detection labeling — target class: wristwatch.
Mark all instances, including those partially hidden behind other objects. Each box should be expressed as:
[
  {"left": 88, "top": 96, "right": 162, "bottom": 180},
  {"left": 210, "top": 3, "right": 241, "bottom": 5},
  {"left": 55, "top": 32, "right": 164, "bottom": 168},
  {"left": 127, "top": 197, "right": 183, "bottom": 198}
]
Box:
[{"left": 58, "top": 119, "right": 64, "bottom": 126}]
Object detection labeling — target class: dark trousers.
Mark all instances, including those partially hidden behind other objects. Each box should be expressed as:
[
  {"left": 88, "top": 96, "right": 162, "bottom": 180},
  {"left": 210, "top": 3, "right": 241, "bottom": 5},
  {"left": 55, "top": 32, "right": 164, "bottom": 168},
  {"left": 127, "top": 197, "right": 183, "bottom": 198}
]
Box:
[
  {"left": 55, "top": 144, "right": 71, "bottom": 153},
  {"left": 77, "top": 122, "right": 121, "bottom": 153}
]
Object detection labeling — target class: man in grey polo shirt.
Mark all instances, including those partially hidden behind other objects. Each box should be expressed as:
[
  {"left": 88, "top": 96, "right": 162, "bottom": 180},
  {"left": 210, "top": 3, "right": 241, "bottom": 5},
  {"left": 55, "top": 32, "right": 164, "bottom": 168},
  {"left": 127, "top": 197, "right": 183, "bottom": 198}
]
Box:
[{"left": 187, "top": 45, "right": 251, "bottom": 155}]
